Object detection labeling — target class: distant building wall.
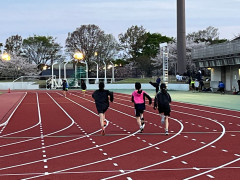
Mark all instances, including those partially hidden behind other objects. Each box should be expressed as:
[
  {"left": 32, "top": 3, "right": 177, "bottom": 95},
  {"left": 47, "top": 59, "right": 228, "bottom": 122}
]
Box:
[{"left": 192, "top": 39, "right": 240, "bottom": 91}]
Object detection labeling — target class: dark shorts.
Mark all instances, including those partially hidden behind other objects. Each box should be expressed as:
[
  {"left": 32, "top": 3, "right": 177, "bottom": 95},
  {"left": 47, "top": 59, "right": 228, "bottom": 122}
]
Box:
[
  {"left": 158, "top": 106, "right": 171, "bottom": 116},
  {"left": 63, "top": 88, "right": 68, "bottom": 91},
  {"left": 135, "top": 103, "right": 145, "bottom": 117},
  {"left": 96, "top": 103, "right": 109, "bottom": 114},
  {"left": 97, "top": 107, "right": 108, "bottom": 114}
]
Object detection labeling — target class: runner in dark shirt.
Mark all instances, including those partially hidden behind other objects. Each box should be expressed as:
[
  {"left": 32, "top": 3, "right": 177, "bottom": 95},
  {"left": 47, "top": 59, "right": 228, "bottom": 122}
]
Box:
[{"left": 92, "top": 82, "right": 113, "bottom": 135}]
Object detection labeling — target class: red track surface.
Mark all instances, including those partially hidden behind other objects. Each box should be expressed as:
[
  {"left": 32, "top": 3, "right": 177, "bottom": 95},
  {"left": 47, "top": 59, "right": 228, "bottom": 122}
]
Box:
[{"left": 0, "top": 90, "right": 240, "bottom": 180}]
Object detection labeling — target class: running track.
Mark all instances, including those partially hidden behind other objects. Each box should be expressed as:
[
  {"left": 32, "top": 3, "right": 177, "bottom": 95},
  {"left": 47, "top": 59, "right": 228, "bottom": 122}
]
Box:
[{"left": 0, "top": 90, "right": 240, "bottom": 180}]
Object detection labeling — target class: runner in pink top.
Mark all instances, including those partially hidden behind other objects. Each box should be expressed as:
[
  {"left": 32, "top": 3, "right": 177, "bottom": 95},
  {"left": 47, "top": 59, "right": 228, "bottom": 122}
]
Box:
[{"left": 132, "top": 82, "right": 152, "bottom": 133}]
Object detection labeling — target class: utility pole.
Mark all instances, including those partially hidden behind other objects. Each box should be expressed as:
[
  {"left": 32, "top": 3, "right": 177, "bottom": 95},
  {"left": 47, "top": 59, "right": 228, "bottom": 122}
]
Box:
[{"left": 177, "top": 0, "right": 186, "bottom": 74}]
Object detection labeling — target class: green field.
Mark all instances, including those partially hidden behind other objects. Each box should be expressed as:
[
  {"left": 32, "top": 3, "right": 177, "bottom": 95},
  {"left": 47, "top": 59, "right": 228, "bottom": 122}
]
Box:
[{"left": 113, "top": 89, "right": 240, "bottom": 111}]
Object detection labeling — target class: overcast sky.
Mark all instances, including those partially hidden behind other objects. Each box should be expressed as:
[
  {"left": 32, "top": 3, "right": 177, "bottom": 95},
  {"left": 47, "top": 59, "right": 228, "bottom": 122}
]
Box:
[{"left": 0, "top": 0, "right": 240, "bottom": 46}]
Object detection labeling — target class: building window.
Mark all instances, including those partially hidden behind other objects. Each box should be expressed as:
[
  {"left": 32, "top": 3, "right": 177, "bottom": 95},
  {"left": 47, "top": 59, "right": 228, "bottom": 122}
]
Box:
[
  {"left": 235, "top": 58, "right": 240, "bottom": 64},
  {"left": 216, "top": 60, "right": 223, "bottom": 66}
]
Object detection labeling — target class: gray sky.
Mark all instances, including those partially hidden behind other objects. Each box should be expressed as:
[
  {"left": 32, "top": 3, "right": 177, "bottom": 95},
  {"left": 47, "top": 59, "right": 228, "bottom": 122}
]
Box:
[{"left": 0, "top": 0, "right": 240, "bottom": 46}]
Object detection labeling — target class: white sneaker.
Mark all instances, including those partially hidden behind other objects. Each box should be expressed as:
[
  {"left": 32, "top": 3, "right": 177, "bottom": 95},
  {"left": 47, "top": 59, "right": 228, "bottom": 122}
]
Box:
[
  {"left": 139, "top": 126, "right": 144, "bottom": 133},
  {"left": 161, "top": 115, "right": 165, "bottom": 124}
]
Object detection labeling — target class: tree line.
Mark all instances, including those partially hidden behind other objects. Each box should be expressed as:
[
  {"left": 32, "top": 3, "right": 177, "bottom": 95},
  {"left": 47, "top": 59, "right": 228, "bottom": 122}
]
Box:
[{"left": 0, "top": 24, "right": 228, "bottom": 79}]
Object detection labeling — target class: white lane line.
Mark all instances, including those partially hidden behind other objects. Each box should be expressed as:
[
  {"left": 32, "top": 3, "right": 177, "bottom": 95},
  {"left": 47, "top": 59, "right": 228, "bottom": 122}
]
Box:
[
  {"left": 115, "top": 93, "right": 240, "bottom": 119},
  {"left": 162, "top": 151, "right": 168, "bottom": 154},
  {"left": 113, "top": 163, "right": 118, "bottom": 167},
  {"left": 0, "top": 128, "right": 101, "bottom": 158},
  {"left": 181, "top": 161, "right": 188, "bottom": 165},
  {"left": 17, "top": 93, "right": 225, "bottom": 180},
  {"left": 119, "top": 170, "right": 124, "bottom": 173},
  {"left": 184, "top": 157, "right": 240, "bottom": 179},
  {"left": 172, "top": 103, "right": 240, "bottom": 119},
  {"left": 99, "top": 117, "right": 225, "bottom": 180},
  {"left": 206, "top": 174, "right": 215, "bottom": 178},
  {"left": 222, "top": 149, "right": 228, "bottom": 152},
  {"left": 0, "top": 93, "right": 75, "bottom": 149},
  {"left": 0, "top": 92, "right": 27, "bottom": 131},
  {"left": 127, "top": 177, "right": 133, "bottom": 180},
  {"left": 23, "top": 117, "right": 183, "bottom": 180},
  {"left": 15, "top": 129, "right": 141, "bottom": 179},
  {"left": 193, "top": 167, "right": 200, "bottom": 171}
]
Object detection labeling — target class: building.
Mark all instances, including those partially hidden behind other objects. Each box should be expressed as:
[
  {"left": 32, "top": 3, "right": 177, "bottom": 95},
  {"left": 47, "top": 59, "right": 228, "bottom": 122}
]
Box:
[{"left": 192, "top": 38, "right": 240, "bottom": 91}]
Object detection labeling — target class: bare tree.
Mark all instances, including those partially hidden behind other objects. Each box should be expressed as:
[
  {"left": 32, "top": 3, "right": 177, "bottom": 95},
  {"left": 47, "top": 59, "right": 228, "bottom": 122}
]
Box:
[
  {"left": 5, "top": 35, "right": 23, "bottom": 56},
  {"left": 65, "top": 24, "right": 105, "bottom": 63},
  {"left": 187, "top": 26, "right": 226, "bottom": 44},
  {"left": 65, "top": 24, "right": 120, "bottom": 76},
  {"left": 22, "top": 35, "right": 62, "bottom": 68}
]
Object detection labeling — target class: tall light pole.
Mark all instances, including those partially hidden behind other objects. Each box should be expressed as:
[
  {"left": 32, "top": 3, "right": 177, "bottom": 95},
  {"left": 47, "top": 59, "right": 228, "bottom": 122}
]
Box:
[
  {"left": 103, "top": 61, "right": 107, "bottom": 84},
  {"left": 110, "top": 61, "right": 115, "bottom": 83},
  {"left": 73, "top": 52, "right": 84, "bottom": 86},
  {"left": 94, "top": 52, "right": 99, "bottom": 84},
  {"left": 51, "top": 62, "right": 58, "bottom": 89},
  {"left": 177, "top": 0, "right": 186, "bottom": 74}
]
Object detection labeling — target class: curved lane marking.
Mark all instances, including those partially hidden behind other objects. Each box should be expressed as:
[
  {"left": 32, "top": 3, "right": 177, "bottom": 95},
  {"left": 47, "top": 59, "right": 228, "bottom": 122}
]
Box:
[
  {"left": 0, "top": 92, "right": 74, "bottom": 148},
  {"left": 0, "top": 92, "right": 27, "bottom": 132}
]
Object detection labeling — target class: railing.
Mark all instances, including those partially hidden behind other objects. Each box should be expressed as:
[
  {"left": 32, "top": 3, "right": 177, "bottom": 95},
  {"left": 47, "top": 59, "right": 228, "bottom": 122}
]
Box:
[{"left": 192, "top": 39, "right": 240, "bottom": 59}]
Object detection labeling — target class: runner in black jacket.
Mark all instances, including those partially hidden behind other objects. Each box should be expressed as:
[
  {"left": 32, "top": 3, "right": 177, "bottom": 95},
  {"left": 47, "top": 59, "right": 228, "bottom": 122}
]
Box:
[
  {"left": 92, "top": 82, "right": 113, "bottom": 135},
  {"left": 154, "top": 83, "right": 172, "bottom": 135}
]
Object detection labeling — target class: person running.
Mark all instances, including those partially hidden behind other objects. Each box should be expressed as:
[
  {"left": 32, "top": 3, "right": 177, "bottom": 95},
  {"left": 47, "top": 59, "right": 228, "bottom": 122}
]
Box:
[
  {"left": 154, "top": 83, "right": 172, "bottom": 135},
  {"left": 149, "top": 76, "right": 161, "bottom": 94},
  {"left": 62, "top": 79, "right": 68, "bottom": 97},
  {"left": 92, "top": 82, "right": 114, "bottom": 136},
  {"left": 81, "top": 79, "right": 87, "bottom": 96},
  {"left": 132, "top": 82, "right": 152, "bottom": 133}
]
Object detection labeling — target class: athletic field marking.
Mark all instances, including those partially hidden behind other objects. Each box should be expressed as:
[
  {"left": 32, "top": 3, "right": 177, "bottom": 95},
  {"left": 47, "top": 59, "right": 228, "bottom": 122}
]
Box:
[
  {"left": 0, "top": 93, "right": 75, "bottom": 149},
  {"left": 0, "top": 101, "right": 141, "bottom": 173},
  {"left": 0, "top": 92, "right": 82, "bottom": 157},
  {"left": 0, "top": 92, "right": 27, "bottom": 134},
  {"left": 21, "top": 106, "right": 183, "bottom": 180},
  {"left": 172, "top": 104, "right": 240, "bottom": 119},
  {"left": 1, "top": 166, "right": 240, "bottom": 177},
  {"left": 100, "top": 118, "right": 225, "bottom": 179},
  {"left": 114, "top": 93, "right": 240, "bottom": 121},
  {"left": 206, "top": 174, "right": 215, "bottom": 178},
  {"left": 1, "top": 92, "right": 231, "bottom": 179},
  {"left": 0, "top": 93, "right": 41, "bottom": 137},
  {"left": 184, "top": 158, "right": 240, "bottom": 179}
]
